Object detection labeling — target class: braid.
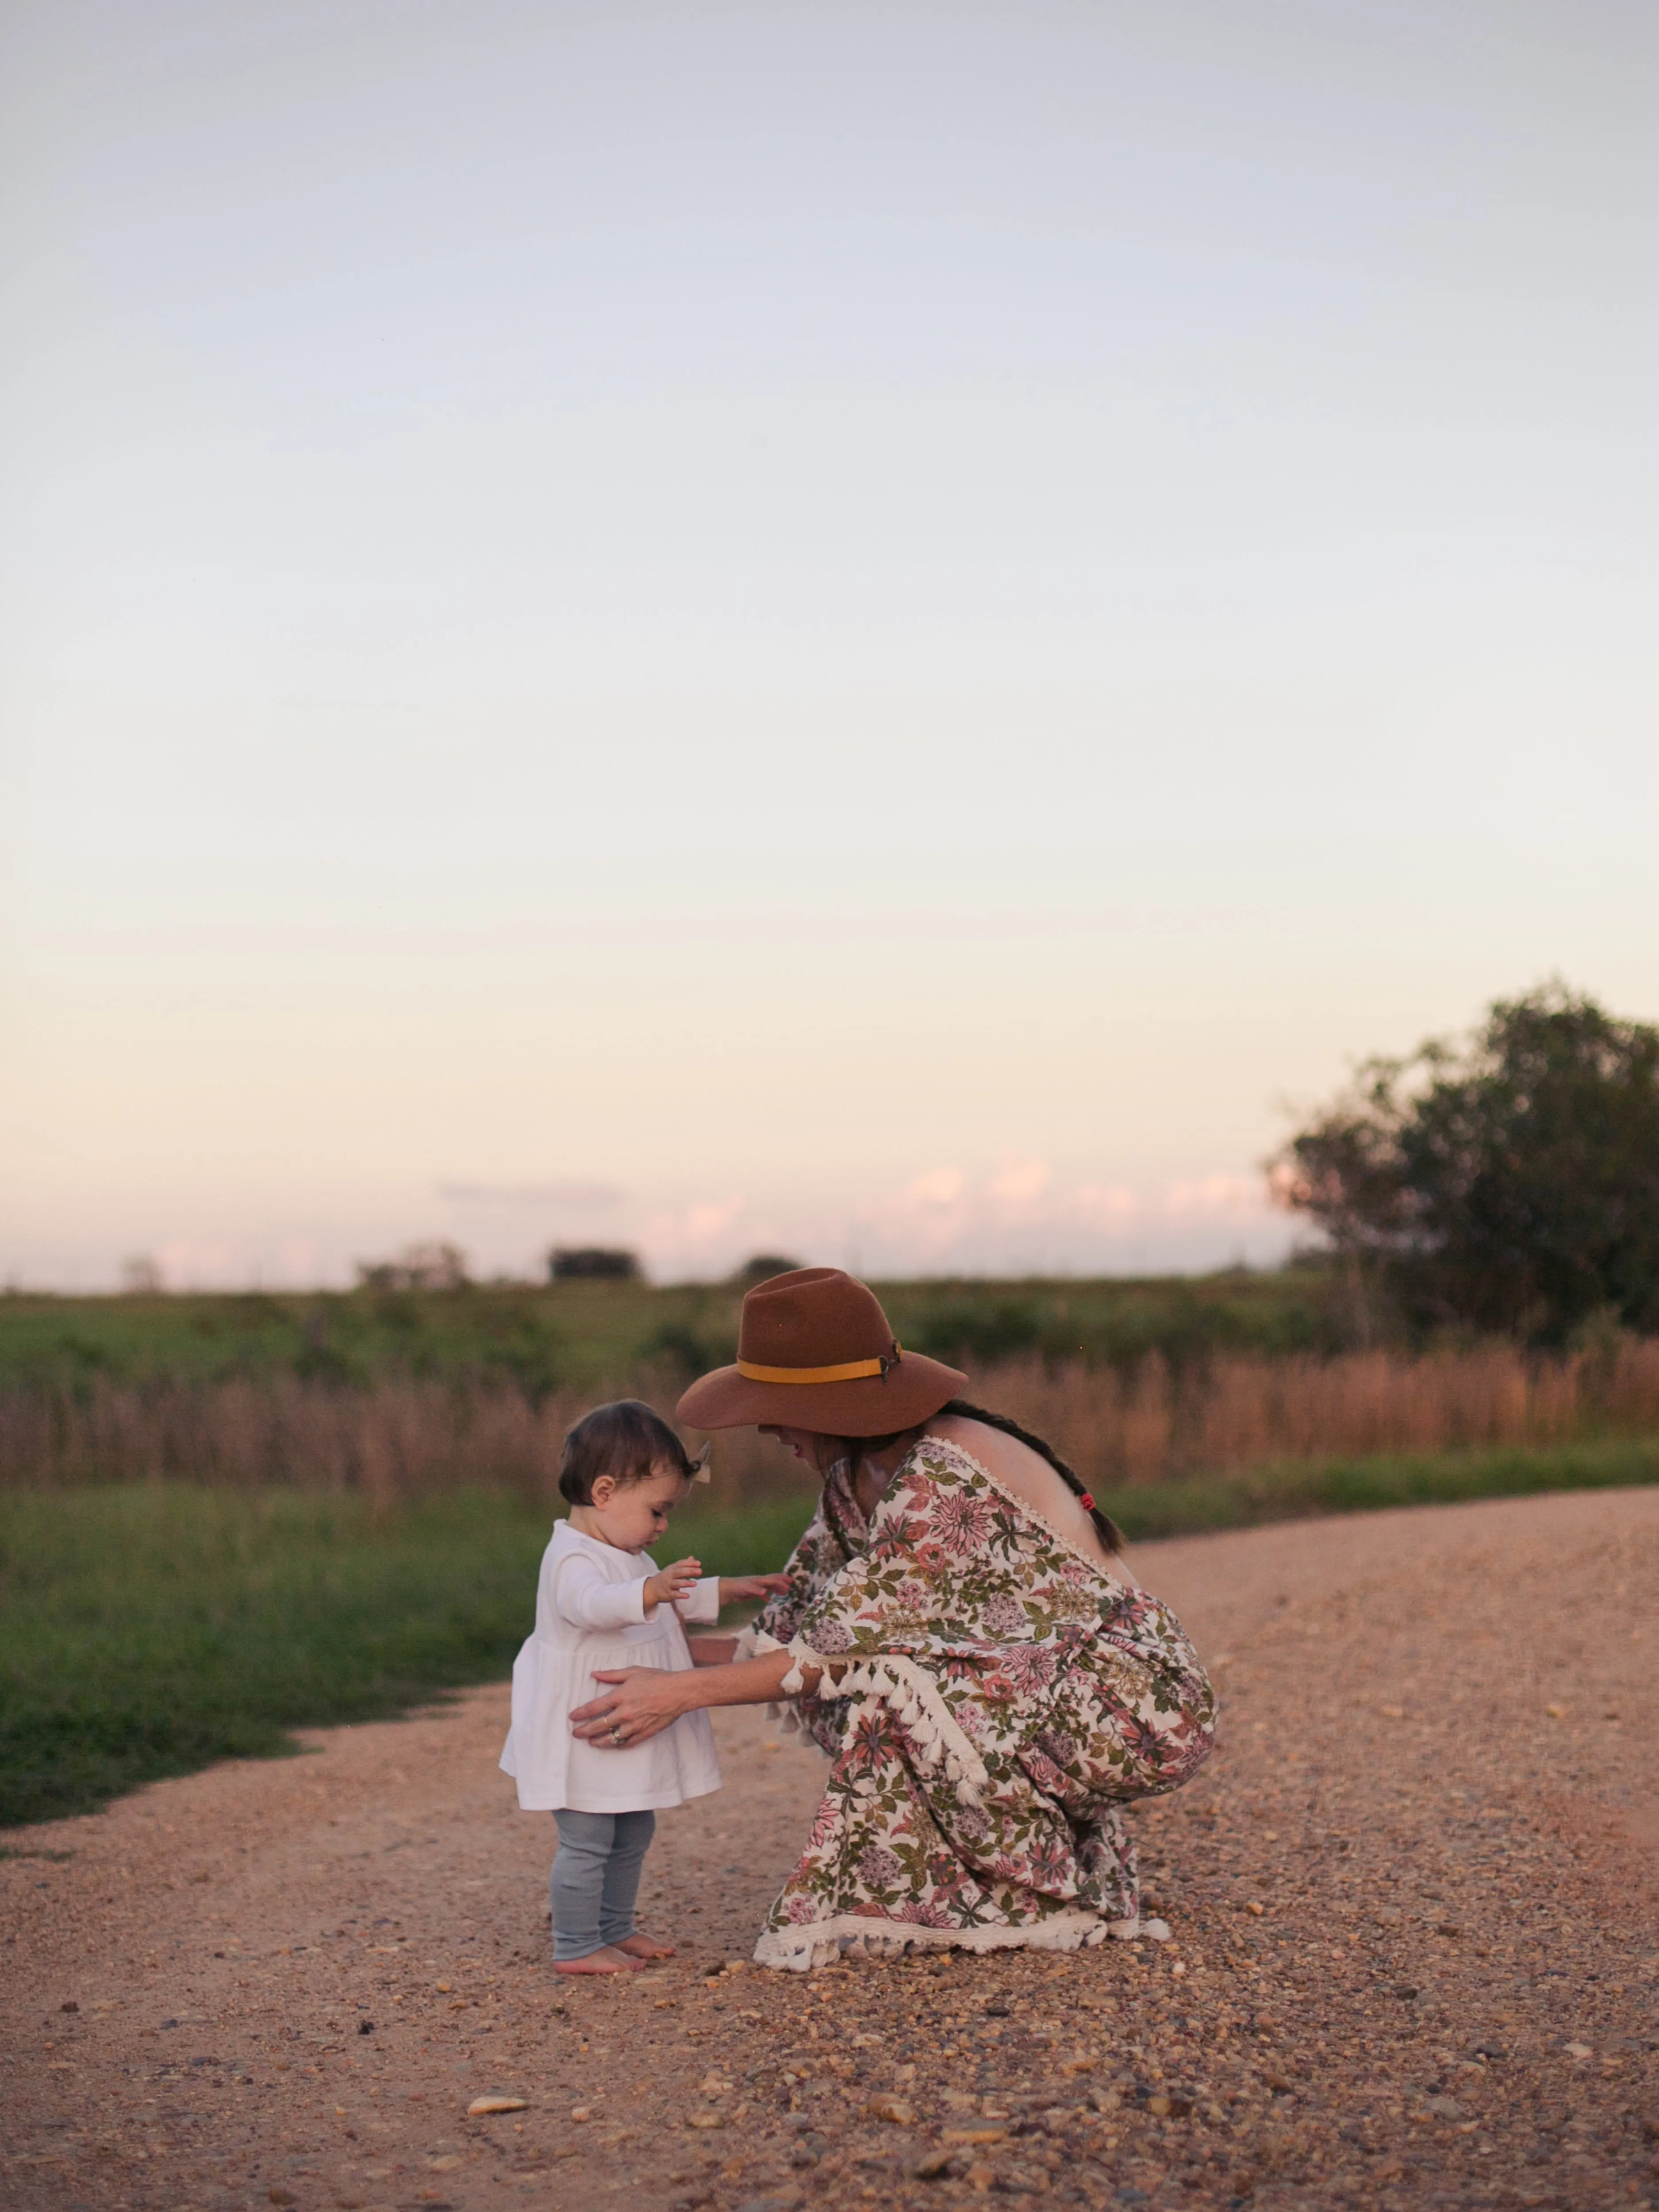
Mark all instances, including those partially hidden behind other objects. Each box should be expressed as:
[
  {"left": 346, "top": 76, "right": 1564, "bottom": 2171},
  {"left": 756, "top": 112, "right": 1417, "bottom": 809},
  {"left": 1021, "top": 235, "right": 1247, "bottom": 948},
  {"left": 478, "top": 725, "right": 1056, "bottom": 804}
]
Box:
[{"left": 940, "top": 1398, "right": 1123, "bottom": 1554}]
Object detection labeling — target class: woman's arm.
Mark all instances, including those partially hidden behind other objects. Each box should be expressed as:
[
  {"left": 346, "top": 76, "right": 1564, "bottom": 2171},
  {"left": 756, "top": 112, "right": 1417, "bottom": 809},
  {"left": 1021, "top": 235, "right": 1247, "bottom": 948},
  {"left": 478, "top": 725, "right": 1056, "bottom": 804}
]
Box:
[{"left": 570, "top": 1648, "right": 824, "bottom": 1746}]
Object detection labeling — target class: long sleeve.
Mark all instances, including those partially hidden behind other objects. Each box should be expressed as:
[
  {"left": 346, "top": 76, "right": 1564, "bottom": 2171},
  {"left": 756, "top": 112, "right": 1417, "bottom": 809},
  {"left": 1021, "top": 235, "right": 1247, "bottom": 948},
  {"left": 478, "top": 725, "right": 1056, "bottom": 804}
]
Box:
[
  {"left": 676, "top": 1576, "right": 722, "bottom": 1626},
  {"left": 550, "top": 1554, "right": 648, "bottom": 1632},
  {"left": 750, "top": 1473, "right": 860, "bottom": 1651}
]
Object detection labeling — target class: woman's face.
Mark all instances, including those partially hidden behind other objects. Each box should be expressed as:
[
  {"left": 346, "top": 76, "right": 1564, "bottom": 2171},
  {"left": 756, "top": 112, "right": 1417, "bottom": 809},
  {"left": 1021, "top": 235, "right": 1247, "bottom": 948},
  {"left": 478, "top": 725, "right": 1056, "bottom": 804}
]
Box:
[{"left": 760, "top": 1425, "right": 839, "bottom": 1476}]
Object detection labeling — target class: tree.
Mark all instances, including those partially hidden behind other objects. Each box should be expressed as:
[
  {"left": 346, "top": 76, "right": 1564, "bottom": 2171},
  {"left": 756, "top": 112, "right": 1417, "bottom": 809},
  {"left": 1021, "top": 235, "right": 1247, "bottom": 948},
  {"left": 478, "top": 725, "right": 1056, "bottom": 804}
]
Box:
[
  {"left": 730, "top": 1254, "right": 804, "bottom": 1287},
  {"left": 355, "top": 1241, "right": 471, "bottom": 1292},
  {"left": 548, "top": 1247, "right": 641, "bottom": 1281},
  {"left": 1271, "top": 984, "right": 1659, "bottom": 1343}
]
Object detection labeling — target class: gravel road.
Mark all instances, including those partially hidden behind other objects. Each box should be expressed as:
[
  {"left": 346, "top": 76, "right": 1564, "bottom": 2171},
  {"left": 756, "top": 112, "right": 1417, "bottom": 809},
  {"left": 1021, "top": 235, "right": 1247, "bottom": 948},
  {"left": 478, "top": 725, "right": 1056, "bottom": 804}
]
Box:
[{"left": 3, "top": 1488, "right": 1656, "bottom": 2212}]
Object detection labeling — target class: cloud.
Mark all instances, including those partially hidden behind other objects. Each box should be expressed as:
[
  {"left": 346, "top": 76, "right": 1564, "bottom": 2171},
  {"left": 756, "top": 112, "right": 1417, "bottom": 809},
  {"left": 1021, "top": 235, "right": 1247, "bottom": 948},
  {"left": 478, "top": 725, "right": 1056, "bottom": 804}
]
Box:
[
  {"left": 111, "top": 1165, "right": 1282, "bottom": 1294},
  {"left": 436, "top": 1179, "right": 626, "bottom": 1208},
  {"left": 153, "top": 1237, "right": 238, "bottom": 1288},
  {"left": 830, "top": 1158, "right": 1286, "bottom": 1278},
  {"left": 988, "top": 1156, "right": 1052, "bottom": 1206},
  {"left": 639, "top": 1198, "right": 750, "bottom": 1272},
  {"left": 1163, "top": 1174, "right": 1260, "bottom": 1216},
  {"left": 906, "top": 1166, "right": 966, "bottom": 1208},
  {"left": 1072, "top": 1182, "right": 1139, "bottom": 1225},
  {"left": 684, "top": 1202, "right": 744, "bottom": 1241}
]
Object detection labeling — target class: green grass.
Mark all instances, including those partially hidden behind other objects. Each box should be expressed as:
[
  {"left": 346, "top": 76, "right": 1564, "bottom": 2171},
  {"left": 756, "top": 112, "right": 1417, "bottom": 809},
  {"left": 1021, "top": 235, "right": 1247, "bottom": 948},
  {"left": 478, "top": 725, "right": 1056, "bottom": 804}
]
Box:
[
  {"left": 0, "top": 1484, "right": 816, "bottom": 1831},
  {"left": 4, "top": 1436, "right": 1655, "bottom": 1831},
  {"left": 1098, "top": 1433, "right": 1659, "bottom": 1543},
  {"left": 0, "top": 1265, "right": 1336, "bottom": 1400}
]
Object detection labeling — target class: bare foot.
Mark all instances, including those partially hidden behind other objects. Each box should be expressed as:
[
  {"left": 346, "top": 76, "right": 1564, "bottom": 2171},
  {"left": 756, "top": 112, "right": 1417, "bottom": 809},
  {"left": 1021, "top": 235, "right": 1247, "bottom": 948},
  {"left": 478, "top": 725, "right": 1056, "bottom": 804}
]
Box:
[
  {"left": 552, "top": 1945, "right": 647, "bottom": 1975},
  {"left": 614, "top": 1931, "right": 676, "bottom": 1960}
]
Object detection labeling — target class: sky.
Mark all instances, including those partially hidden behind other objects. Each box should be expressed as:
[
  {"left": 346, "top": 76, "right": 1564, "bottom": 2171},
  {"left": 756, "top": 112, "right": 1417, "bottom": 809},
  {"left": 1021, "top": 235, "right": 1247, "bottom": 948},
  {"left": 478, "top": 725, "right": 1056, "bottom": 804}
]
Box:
[{"left": 2, "top": 0, "right": 1655, "bottom": 1289}]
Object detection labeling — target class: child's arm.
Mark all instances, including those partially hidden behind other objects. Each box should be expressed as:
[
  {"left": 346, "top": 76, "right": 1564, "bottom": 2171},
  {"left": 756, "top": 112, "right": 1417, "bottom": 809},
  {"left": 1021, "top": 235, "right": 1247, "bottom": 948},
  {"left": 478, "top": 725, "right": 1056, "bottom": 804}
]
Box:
[
  {"left": 680, "top": 1569, "right": 794, "bottom": 1658},
  {"left": 642, "top": 1556, "right": 703, "bottom": 1615},
  {"left": 553, "top": 1553, "right": 700, "bottom": 1631},
  {"left": 672, "top": 1569, "right": 791, "bottom": 1626},
  {"left": 674, "top": 1575, "right": 722, "bottom": 1626}
]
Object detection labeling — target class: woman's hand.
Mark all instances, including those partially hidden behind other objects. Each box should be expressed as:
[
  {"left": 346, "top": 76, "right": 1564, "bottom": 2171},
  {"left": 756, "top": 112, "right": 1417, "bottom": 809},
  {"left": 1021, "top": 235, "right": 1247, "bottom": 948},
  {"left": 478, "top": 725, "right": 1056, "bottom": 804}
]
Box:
[
  {"left": 718, "top": 1572, "right": 793, "bottom": 1606},
  {"left": 570, "top": 1667, "right": 690, "bottom": 1748}
]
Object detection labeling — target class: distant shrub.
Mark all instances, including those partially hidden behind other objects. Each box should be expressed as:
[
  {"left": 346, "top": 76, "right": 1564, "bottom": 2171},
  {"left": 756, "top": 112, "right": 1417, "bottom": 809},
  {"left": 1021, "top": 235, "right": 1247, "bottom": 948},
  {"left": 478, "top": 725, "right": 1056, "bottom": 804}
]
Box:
[
  {"left": 549, "top": 1247, "right": 641, "bottom": 1282},
  {"left": 908, "top": 1298, "right": 1044, "bottom": 1367},
  {"left": 643, "top": 1320, "right": 738, "bottom": 1378},
  {"left": 730, "top": 1254, "right": 804, "bottom": 1286},
  {"left": 355, "top": 1242, "right": 470, "bottom": 1292}
]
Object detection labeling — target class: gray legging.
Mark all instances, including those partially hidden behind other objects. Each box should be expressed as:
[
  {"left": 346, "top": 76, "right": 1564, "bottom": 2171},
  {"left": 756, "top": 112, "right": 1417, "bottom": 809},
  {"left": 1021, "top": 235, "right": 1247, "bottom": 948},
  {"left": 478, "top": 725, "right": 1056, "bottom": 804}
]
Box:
[{"left": 549, "top": 1809, "right": 657, "bottom": 1961}]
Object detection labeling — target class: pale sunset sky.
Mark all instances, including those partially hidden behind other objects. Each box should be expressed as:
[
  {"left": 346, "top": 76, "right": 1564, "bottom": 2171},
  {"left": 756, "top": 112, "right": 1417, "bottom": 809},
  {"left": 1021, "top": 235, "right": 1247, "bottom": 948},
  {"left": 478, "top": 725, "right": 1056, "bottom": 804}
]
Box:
[{"left": 3, "top": 2, "right": 1654, "bottom": 1286}]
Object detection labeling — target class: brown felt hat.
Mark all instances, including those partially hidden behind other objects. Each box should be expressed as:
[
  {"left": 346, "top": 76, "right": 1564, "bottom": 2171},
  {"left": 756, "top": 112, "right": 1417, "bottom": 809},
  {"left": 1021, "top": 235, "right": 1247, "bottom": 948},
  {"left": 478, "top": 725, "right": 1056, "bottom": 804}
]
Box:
[{"left": 676, "top": 1267, "right": 967, "bottom": 1436}]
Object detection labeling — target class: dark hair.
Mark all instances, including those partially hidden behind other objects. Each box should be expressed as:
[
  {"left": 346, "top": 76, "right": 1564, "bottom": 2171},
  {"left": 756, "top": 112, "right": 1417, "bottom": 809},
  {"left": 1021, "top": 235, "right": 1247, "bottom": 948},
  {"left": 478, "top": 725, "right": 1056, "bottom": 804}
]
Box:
[
  {"left": 558, "top": 1399, "right": 697, "bottom": 1507},
  {"left": 833, "top": 1400, "right": 1122, "bottom": 1555}
]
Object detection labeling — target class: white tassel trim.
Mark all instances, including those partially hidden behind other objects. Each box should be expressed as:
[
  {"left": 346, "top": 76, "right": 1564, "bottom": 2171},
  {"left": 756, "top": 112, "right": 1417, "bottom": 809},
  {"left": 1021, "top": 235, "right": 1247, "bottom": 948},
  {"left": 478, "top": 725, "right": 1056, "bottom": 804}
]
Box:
[
  {"left": 782, "top": 1641, "right": 989, "bottom": 1797},
  {"left": 764, "top": 1700, "right": 819, "bottom": 1743},
  {"left": 731, "top": 1625, "right": 822, "bottom": 1742},
  {"left": 752, "top": 1907, "right": 1134, "bottom": 1974}
]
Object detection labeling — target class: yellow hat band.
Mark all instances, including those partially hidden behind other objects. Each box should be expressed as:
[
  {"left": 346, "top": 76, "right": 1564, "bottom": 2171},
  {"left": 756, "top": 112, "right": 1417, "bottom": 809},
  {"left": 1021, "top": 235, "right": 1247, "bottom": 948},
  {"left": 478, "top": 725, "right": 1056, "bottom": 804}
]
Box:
[{"left": 735, "top": 1346, "right": 902, "bottom": 1386}]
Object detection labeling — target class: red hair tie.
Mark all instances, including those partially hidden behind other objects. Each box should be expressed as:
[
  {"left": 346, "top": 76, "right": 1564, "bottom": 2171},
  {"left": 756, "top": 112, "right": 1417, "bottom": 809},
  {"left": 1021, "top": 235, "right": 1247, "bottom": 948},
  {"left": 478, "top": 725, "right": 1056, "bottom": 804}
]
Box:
[{"left": 1079, "top": 1494, "right": 1095, "bottom": 1513}]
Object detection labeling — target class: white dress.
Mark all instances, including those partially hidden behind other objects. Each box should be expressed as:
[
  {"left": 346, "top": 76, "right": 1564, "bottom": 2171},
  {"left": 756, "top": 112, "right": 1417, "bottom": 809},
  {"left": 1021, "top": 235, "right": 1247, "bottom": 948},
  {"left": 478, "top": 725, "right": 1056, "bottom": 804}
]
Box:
[{"left": 499, "top": 1521, "right": 724, "bottom": 1814}]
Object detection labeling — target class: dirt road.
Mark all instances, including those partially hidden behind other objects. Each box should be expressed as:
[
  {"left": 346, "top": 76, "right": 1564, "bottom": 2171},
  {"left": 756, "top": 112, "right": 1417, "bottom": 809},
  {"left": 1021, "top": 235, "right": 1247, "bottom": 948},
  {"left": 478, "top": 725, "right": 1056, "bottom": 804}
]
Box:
[{"left": 3, "top": 1489, "right": 1656, "bottom": 2212}]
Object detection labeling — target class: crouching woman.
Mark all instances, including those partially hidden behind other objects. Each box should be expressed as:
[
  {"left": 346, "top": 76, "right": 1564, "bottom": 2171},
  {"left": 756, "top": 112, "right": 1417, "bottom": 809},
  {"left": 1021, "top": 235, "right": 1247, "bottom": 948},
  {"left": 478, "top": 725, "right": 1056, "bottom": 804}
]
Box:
[{"left": 570, "top": 1269, "right": 1216, "bottom": 1971}]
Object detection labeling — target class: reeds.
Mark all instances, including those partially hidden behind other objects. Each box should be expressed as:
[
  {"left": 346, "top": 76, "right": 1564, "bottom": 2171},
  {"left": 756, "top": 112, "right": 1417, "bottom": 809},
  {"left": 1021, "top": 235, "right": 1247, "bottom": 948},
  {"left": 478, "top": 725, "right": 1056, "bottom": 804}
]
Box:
[
  {"left": 975, "top": 1337, "right": 1659, "bottom": 1487},
  {"left": 0, "top": 1375, "right": 594, "bottom": 1513},
  {"left": 4, "top": 1338, "right": 1658, "bottom": 1504}
]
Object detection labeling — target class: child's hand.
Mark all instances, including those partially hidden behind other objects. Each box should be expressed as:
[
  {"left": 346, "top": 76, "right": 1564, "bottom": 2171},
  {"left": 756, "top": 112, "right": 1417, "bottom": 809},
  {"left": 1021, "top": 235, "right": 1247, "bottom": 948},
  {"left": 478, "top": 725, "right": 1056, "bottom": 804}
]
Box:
[
  {"left": 717, "top": 1572, "right": 794, "bottom": 1606},
  {"left": 643, "top": 1556, "right": 702, "bottom": 1613}
]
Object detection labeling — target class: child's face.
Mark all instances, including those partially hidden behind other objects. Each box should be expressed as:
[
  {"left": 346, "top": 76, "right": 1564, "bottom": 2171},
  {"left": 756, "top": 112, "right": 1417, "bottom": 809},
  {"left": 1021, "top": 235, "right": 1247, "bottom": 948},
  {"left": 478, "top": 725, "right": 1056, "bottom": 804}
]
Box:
[{"left": 585, "top": 1463, "right": 689, "bottom": 1552}]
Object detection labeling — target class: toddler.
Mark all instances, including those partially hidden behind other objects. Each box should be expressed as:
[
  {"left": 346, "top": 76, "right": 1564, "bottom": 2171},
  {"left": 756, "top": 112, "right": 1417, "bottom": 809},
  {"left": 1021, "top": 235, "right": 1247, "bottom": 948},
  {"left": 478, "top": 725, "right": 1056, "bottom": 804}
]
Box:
[{"left": 500, "top": 1399, "right": 787, "bottom": 1974}]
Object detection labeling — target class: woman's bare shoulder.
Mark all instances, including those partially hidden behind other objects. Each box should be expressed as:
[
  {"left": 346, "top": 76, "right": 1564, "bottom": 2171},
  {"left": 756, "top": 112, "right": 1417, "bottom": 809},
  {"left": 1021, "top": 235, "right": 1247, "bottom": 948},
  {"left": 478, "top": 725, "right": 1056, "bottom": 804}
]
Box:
[
  {"left": 922, "top": 1414, "right": 1123, "bottom": 1576},
  {"left": 924, "top": 1413, "right": 1048, "bottom": 1488}
]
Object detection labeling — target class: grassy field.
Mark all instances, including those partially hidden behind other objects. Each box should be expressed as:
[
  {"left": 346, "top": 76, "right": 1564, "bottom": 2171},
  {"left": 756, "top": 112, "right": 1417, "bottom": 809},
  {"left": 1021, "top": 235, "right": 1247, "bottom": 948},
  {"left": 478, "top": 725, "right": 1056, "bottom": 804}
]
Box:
[
  {"left": 6, "top": 1271, "right": 1655, "bottom": 1830},
  {"left": 0, "top": 1267, "right": 1336, "bottom": 1400},
  {"left": 6, "top": 1436, "right": 1658, "bottom": 1830},
  {"left": 0, "top": 1483, "right": 818, "bottom": 1830},
  {"left": 8, "top": 1337, "right": 1657, "bottom": 1501},
  {"left": 9, "top": 1269, "right": 1659, "bottom": 1501}
]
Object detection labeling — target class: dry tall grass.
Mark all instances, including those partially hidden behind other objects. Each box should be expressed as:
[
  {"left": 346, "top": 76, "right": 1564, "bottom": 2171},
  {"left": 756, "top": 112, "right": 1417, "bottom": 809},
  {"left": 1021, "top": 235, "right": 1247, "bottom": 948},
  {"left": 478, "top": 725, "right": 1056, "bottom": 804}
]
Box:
[
  {"left": 979, "top": 1336, "right": 1659, "bottom": 1487},
  {"left": 4, "top": 1339, "right": 1658, "bottom": 1507},
  {"left": 0, "top": 1377, "right": 594, "bottom": 1514}
]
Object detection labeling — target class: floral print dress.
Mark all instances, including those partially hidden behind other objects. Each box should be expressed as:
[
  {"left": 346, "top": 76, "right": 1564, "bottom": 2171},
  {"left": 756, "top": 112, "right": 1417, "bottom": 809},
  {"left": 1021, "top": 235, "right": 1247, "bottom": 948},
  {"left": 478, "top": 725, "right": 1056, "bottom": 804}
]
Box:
[{"left": 740, "top": 1433, "right": 1215, "bottom": 1971}]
